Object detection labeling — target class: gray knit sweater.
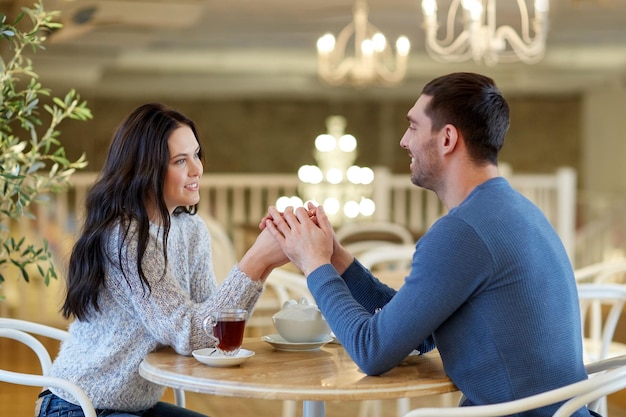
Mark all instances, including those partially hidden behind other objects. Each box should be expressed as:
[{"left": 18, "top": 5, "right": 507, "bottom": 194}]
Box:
[{"left": 49, "top": 213, "right": 263, "bottom": 411}]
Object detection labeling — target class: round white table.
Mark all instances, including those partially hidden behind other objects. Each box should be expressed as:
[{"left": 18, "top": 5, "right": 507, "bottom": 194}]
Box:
[{"left": 139, "top": 338, "right": 457, "bottom": 417}]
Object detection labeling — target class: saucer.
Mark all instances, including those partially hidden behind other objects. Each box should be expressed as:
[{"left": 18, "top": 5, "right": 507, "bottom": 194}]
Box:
[
  {"left": 192, "top": 348, "right": 255, "bottom": 367},
  {"left": 262, "top": 334, "right": 333, "bottom": 352}
]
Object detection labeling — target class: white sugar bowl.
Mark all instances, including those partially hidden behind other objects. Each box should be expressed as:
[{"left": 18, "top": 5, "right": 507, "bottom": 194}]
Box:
[{"left": 272, "top": 298, "right": 331, "bottom": 343}]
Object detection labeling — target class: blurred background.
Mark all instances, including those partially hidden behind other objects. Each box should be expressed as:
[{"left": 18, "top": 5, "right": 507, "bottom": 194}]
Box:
[
  {"left": 3, "top": 1, "right": 626, "bottom": 415},
  {"left": 0, "top": 0, "right": 625, "bottom": 192}
]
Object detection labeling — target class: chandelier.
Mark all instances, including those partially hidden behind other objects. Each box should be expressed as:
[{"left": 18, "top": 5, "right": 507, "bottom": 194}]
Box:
[
  {"left": 276, "top": 116, "right": 375, "bottom": 226},
  {"left": 316, "top": 0, "right": 411, "bottom": 86},
  {"left": 421, "top": 0, "right": 549, "bottom": 65}
]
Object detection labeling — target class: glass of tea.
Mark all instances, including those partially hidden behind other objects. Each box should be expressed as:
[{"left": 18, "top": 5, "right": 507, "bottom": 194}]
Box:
[{"left": 203, "top": 308, "right": 247, "bottom": 356}]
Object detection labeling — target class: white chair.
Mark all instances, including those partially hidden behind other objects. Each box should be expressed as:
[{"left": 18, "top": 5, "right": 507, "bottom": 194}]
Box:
[
  {"left": 577, "top": 283, "right": 626, "bottom": 415},
  {"left": 574, "top": 261, "right": 626, "bottom": 376},
  {"left": 201, "top": 214, "right": 238, "bottom": 283},
  {"left": 264, "top": 267, "right": 314, "bottom": 307},
  {"left": 359, "top": 244, "right": 416, "bottom": 269},
  {"left": 337, "top": 222, "right": 415, "bottom": 257},
  {"left": 577, "top": 284, "right": 626, "bottom": 362},
  {"left": 0, "top": 319, "right": 96, "bottom": 417},
  {"left": 0, "top": 318, "right": 186, "bottom": 411},
  {"left": 358, "top": 244, "right": 416, "bottom": 290},
  {"left": 401, "top": 355, "right": 626, "bottom": 417},
  {"left": 575, "top": 259, "right": 626, "bottom": 284}
]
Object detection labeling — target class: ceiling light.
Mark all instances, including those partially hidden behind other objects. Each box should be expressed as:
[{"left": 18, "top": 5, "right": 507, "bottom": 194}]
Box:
[
  {"left": 316, "top": 0, "right": 411, "bottom": 86},
  {"left": 421, "top": 0, "right": 549, "bottom": 65}
]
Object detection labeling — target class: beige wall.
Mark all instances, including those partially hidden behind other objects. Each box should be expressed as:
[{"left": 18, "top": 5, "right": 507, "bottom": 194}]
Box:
[
  {"left": 582, "top": 87, "right": 626, "bottom": 195},
  {"left": 58, "top": 94, "right": 582, "bottom": 180}
]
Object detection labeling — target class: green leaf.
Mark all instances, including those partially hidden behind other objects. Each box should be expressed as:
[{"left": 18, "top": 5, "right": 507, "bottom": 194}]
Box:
[
  {"left": 27, "top": 161, "right": 45, "bottom": 174},
  {"left": 20, "top": 267, "right": 29, "bottom": 283},
  {"left": 13, "top": 11, "right": 25, "bottom": 26},
  {"left": 1, "top": 0, "right": 91, "bottom": 293},
  {"left": 52, "top": 96, "right": 65, "bottom": 108}
]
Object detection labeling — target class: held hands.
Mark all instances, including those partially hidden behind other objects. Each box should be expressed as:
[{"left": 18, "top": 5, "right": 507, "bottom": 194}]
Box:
[
  {"left": 263, "top": 204, "right": 334, "bottom": 277},
  {"left": 238, "top": 226, "right": 290, "bottom": 282}
]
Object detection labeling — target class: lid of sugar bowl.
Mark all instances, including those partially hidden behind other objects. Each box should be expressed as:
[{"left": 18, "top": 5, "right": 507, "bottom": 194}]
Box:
[{"left": 273, "top": 298, "right": 324, "bottom": 321}]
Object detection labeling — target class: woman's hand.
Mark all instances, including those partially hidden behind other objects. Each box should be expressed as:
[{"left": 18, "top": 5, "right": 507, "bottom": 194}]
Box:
[{"left": 238, "top": 225, "right": 289, "bottom": 282}]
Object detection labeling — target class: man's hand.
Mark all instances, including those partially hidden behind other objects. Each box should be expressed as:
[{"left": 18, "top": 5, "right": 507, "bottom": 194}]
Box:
[{"left": 264, "top": 205, "right": 334, "bottom": 277}]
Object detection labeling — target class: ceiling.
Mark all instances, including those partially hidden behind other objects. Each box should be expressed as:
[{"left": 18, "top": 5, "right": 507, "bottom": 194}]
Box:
[{"left": 3, "top": 0, "right": 626, "bottom": 100}]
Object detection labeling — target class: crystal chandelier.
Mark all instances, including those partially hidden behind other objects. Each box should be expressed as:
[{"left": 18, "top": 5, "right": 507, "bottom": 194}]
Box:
[
  {"left": 276, "top": 116, "right": 375, "bottom": 226},
  {"left": 316, "top": 0, "right": 411, "bottom": 86},
  {"left": 421, "top": 0, "right": 549, "bottom": 65}
]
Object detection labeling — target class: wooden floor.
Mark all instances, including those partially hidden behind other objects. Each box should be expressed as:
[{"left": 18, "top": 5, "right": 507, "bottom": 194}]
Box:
[{"left": 2, "top": 337, "right": 626, "bottom": 417}]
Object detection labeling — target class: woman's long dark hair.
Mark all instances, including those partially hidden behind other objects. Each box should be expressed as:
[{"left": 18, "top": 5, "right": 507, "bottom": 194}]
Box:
[{"left": 62, "top": 103, "right": 204, "bottom": 321}]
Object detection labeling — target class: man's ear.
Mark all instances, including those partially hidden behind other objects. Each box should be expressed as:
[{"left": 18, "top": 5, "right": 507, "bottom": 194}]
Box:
[{"left": 440, "top": 124, "right": 459, "bottom": 155}]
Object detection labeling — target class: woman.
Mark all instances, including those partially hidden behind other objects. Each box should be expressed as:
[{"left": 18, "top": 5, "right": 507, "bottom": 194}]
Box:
[{"left": 36, "top": 103, "right": 287, "bottom": 417}]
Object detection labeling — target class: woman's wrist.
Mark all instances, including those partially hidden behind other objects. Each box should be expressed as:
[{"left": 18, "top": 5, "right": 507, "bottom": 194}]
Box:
[{"left": 237, "top": 253, "right": 268, "bottom": 282}]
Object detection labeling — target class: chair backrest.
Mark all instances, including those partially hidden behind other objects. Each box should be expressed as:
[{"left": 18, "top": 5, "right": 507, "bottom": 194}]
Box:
[
  {"left": 358, "top": 244, "right": 415, "bottom": 290},
  {"left": 358, "top": 244, "right": 415, "bottom": 270},
  {"left": 343, "top": 240, "right": 403, "bottom": 258},
  {"left": 0, "top": 317, "right": 70, "bottom": 342},
  {"left": 200, "top": 213, "right": 238, "bottom": 283},
  {"left": 577, "top": 283, "right": 626, "bottom": 362},
  {"left": 0, "top": 320, "right": 97, "bottom": 417},
  {"left": 0, "top": 317, "right": 187, "bottom": 411},
  {"left": 575, "top": 259, "right": 626, "bottom": 284},
  {"left": 336, "top": 221, "right": 415, "bottom": 249},
  {"left": 401, "top": 355, "right": 626, "bottom": 417},
  {"left": 0, "top": 327, "right": 53, "bottom": 373},
  {"left": 576, "top": 283, "right": 626, "bottom": 415},
  {"left": 264, "top": 268, "right": 313, "bottom": 307}
]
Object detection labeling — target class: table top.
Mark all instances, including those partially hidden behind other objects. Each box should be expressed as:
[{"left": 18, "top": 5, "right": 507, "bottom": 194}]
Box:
[{"left": 139, "top": 338, "right": 457, "bottom": 402}]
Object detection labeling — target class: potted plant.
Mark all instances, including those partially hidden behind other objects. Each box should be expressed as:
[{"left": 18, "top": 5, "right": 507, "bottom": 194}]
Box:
[{"left": 0, "top": 1, "right": 92, "bottom": 298}]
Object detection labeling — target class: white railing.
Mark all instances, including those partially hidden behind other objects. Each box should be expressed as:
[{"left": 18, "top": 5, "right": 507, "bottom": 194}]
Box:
[
  {"left": 25, "top": 166, "right": 577, "bottom": 259},
  {"left": 371, "top": 167, "right": 446, "bottom": 233},
  {"left": 1, "top": 166, "right": 577, "bottom": 324},
  {"left": 507, "top": 166, "right": 578, "bottom": 265}
]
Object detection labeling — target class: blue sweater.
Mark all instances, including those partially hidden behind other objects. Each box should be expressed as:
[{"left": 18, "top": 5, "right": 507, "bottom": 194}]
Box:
[{"left": 308, "top": 177, "right": 591, "bottom": 416}]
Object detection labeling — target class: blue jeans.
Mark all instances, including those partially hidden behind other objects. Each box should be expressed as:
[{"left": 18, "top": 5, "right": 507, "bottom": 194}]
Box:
[{"left": 36, "top": 391, "right": 210, "bottom": 417}]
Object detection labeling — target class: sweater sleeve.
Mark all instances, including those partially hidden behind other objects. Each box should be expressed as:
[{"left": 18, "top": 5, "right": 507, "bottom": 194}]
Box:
[
  {"left": 105, "top": 216, "right": 263, "bottom": 356},
  {"left": 308, "top": 216, "right": 491, "bottom": 376},
  {"left": 341, "top": 259, "right": 437, "bottom": 353}
]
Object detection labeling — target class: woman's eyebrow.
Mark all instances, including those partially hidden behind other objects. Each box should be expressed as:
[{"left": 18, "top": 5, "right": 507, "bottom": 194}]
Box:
[{"left": 170, "top": 146, "right": 200, "bottom": 160}]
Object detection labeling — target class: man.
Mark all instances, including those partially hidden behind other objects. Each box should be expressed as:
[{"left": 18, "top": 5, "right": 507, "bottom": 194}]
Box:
[{"left": 264, "top": 72, "right": 593, "bottom": 416}]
